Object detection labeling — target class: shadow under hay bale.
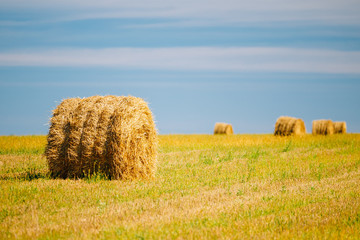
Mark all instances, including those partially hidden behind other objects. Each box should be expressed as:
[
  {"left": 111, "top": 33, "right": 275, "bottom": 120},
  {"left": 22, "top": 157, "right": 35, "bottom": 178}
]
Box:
[
  {"left": 45, "top": 95, "right": 157, "bottom": 180},
  {"left": 334, "top": 121, "right": 347, "bottom": 134},
  {"left": 214, "top": 122, "right": 233, "bottom": 135},
  {"left": 312, "top": 119, "right": 334, "bottom": 135},
  {"left": 274, "top": 116, "right": 306, "bottom": 136}
]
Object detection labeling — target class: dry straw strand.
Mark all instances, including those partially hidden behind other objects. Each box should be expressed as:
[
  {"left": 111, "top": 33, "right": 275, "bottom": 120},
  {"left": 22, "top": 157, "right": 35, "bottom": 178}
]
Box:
[
  {"left": 46, "top": 95, "right": 157, "bottom": 180},
  {"left": 65, "top": 96, "right": 101, "bottom": 178},
  {"left": 106, "top": 96, "right": 157, "bottom": 180},
  {"left": 79, "top": 96, "right": 121, "bottom": 176},
  {"left": 334, "top": 121, "right": 347, "bottom": 134},
  {"left": 312, "top": 119, "right": 335, "bottom": 135},
  {"left": 91, "top": 96, "right": 122, "bottom": 176},
  {"left": 274, "top": 116, "right": 306, "bottom": 136},
  {"left": 45, "top": 98, "right": 81, "bottom": 178},
  {"left": 214, "top": 122, "right": 234, "bottom": 135}
]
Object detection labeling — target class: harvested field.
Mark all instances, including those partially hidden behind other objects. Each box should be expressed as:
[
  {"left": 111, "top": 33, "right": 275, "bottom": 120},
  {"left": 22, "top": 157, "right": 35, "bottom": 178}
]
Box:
[{"left": 1, "top": 134, "right": 360, "bottom": 239}]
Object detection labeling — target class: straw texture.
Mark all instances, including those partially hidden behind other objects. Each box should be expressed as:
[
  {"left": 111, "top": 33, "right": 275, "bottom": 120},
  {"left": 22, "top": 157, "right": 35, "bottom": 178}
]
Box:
[
  {"left": 334, "top": 121, "right": 347, "bottom": 134},
  {"left": 214, "top": 123, "right": 233, "bottom": 135},
  {"left": 312, "top": 119, "right": 334, "bottom": 135},
  {"left": 45, "top": 98, "right": 81, "bottom": 178},
  {"left": 46, "top": 95, "right": 157, "bottom": 180},
  {"left": 274, "top": 116, "right": 306, "bottom": 136}
]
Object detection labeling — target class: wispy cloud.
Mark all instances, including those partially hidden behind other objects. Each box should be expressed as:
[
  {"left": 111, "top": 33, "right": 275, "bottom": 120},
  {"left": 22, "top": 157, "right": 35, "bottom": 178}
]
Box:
[
  {"left": 1, "top": 0, "right": 360, "bottom": 26},
  {"left": 1, "top": 47, "right": 359, "bottom": 74}
]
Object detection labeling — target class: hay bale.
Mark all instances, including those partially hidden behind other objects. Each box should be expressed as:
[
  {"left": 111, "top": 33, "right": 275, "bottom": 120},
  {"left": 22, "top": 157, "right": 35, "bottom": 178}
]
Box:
[
  {"left": 89, "top": 96, "right": 120, "bottom": 176},
  {"left": 78, "top": 96, "right": 120, "bottom": 177},
  {"left": 214, "top": 122, "right": 233, "bottom": 135},
  {"left": 45, "top": 95, "right": 157, "bottom": 180},
  {"left": 274, "top": 116, "right": 306, "bottom": 136},
  {"left": 106, "top": 97, "right": 157, "bottom": 180},
  {"left": 334, "top": 121, "right": 347, "bottom": 134},
  {"left": 312, "top": 119, "right": 334, "bottom": 135},
  {"left": 45, "top": 97, "right": 81, "bottom": 178},
  {"left": 66, "top": 96, "right": 102, "bottom": 178}
]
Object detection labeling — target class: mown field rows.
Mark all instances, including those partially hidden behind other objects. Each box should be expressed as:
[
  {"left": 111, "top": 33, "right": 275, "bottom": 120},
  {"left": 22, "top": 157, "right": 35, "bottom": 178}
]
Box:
[{"left": 0, "top": 134, "right": 360, "bottom": 239}]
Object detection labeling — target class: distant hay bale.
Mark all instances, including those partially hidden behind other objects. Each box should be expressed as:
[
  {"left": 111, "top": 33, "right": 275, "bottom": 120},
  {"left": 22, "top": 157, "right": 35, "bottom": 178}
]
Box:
[
  {"left": 334, "top": 121, "right": 347, "bottom": 134},
  {"left": 274, "top": 116, "right": 306, "bottom": 136},
  {"left": 214, "top": 122, "right": 233, "bottom": 135},
  {"left": 45, "top": 95, "right": 157, "bottom": 180},
  {"left": 312, "top": 119, "right": 334, "bottom": 135}
]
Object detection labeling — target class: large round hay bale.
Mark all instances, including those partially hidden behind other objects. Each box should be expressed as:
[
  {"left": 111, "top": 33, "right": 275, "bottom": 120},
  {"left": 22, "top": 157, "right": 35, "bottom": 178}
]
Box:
[
  {"left": 46, "top": 97, "right": 82, "bottom": 178},
  {"left": 214, "top": 122, "right": 233, "bottom": 135},
  {"left": 45, "top": 95, "right": 157, "bottom": 180},
  {"left": 274, "top": 116, "right": 306, "bottom": 136},
  {"left": 334, "top": 121, "right": 347, "bottom": 134},
  {"left": 312, "top": 119, "right": 334, "bottom": 135}
]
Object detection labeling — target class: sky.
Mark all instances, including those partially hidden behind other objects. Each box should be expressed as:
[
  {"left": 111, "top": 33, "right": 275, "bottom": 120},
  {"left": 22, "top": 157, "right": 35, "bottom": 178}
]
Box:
[{"left": 0, "top": 0, "right": 360, "bottom": 135}]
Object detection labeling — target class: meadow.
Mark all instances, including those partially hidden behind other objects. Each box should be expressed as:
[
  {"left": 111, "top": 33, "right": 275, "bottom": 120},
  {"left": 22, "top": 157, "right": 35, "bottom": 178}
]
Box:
[{"left": 0, "top": 134, "right": 360, "bottom": 239}]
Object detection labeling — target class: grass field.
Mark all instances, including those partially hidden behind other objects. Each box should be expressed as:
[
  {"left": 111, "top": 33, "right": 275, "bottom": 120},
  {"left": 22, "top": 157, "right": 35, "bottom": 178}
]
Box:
[{"left": 1, "top": 134, "right": 360, "bottom": 239}]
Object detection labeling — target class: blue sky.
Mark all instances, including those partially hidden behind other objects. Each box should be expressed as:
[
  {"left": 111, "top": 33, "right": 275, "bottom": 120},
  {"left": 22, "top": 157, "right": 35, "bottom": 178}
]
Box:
[{"left": 0, "top": 0, "right": 360, "bottom": 135}]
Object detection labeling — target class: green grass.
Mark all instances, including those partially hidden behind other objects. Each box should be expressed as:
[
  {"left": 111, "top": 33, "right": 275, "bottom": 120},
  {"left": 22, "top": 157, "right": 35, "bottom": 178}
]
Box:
[{"left": 0, "top": 134, "right": 360, "bottom": 239}]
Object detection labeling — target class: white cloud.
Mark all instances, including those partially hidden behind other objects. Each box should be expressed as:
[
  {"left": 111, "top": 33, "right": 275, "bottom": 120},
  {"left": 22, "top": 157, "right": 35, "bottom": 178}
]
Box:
[
  {"left": 1, "top": 0, "right": 360, "bottom": 26},
  {"left": 0, "top": 47, "right": 359, "bottom": 74}
]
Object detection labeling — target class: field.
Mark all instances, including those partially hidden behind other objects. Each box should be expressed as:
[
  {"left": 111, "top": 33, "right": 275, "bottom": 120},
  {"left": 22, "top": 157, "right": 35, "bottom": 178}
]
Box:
[{"left": 1, "top": 134, "right": 360, "bottom": 239}]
